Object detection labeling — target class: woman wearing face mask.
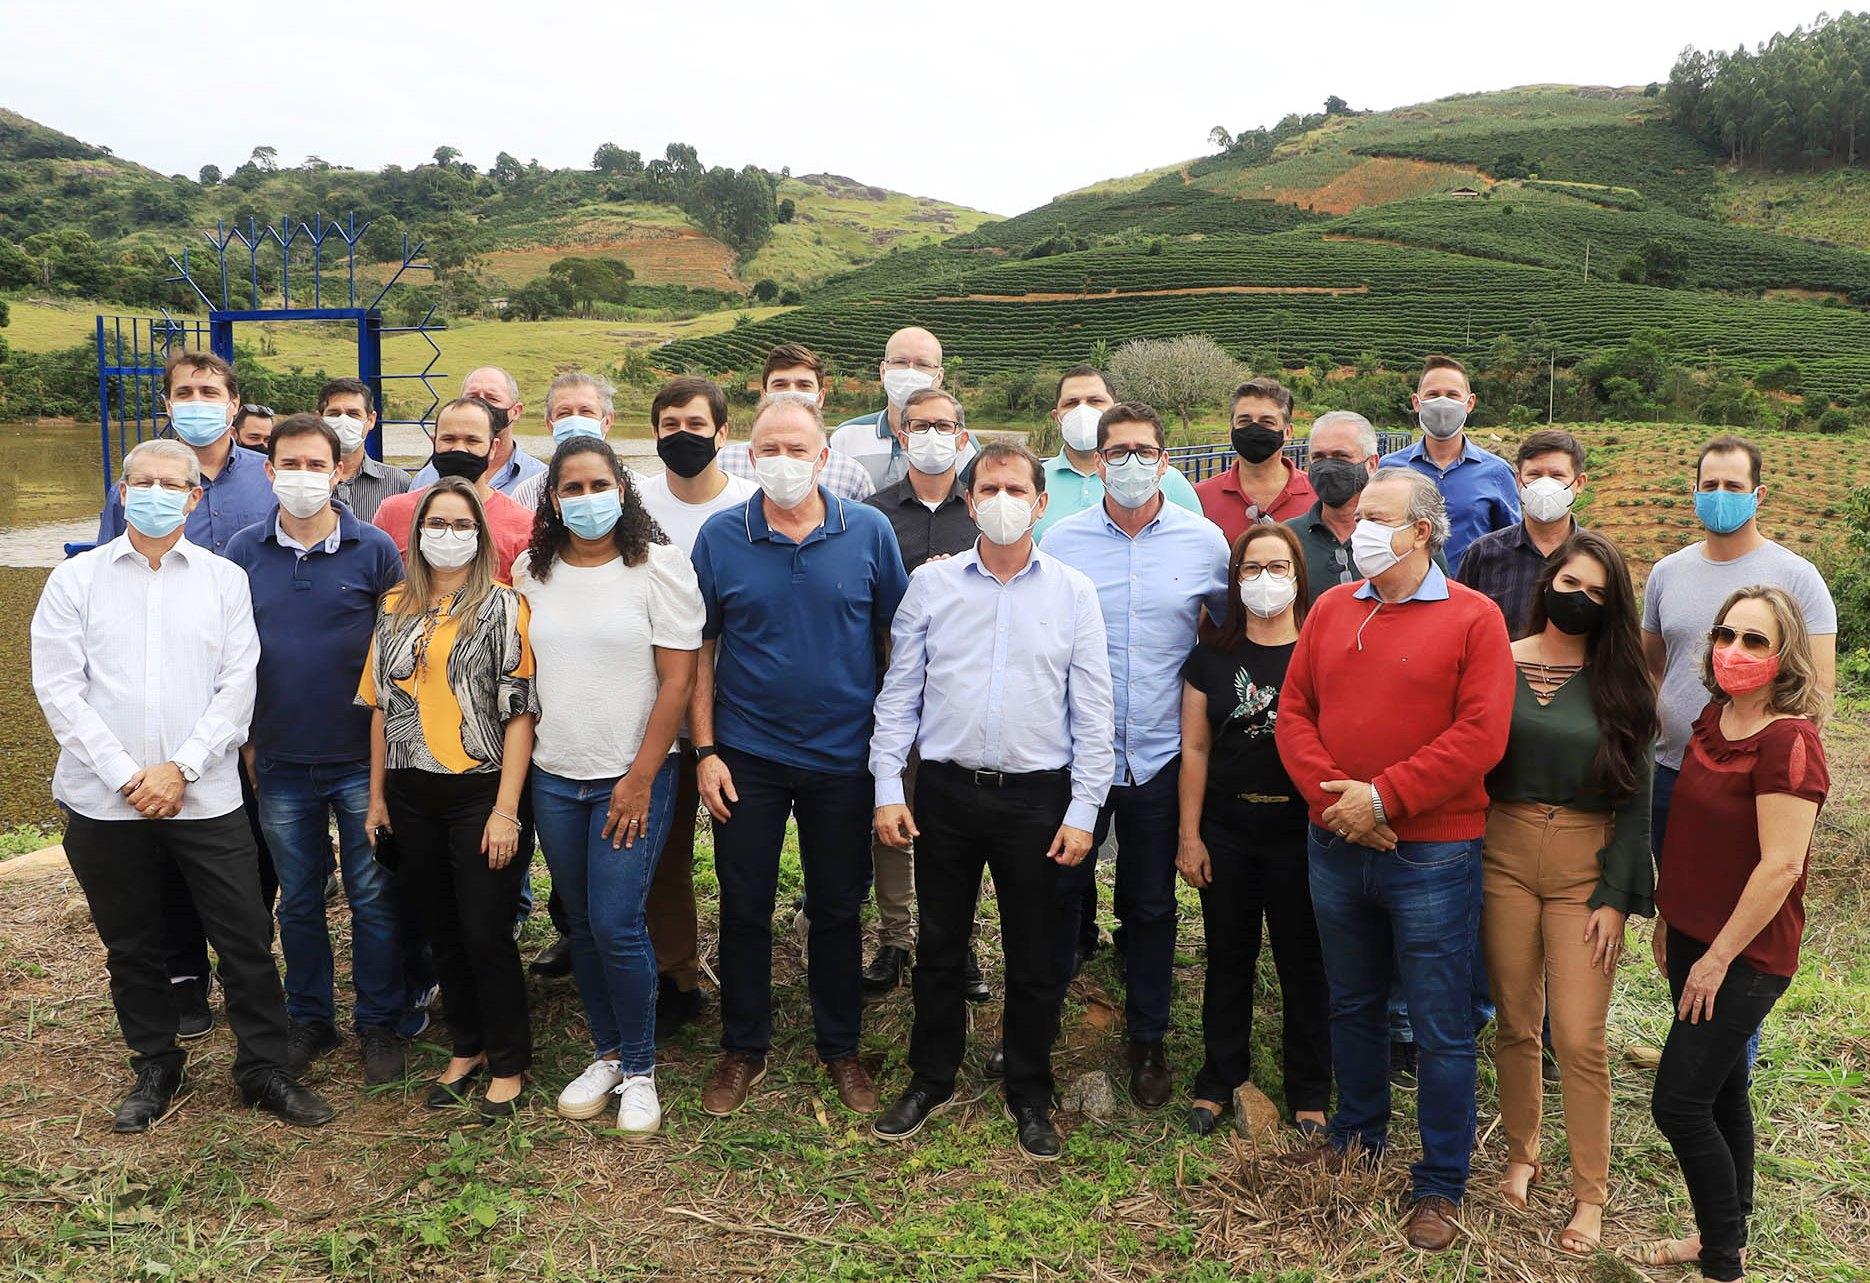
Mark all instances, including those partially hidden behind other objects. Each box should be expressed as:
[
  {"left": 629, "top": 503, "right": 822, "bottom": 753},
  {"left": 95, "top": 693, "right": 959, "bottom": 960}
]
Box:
[
  {"left": 1175, "top": 524, "right": 1330, "bottom": 1138},
  {"left": 359, "top": 478, "right": 537, "bottom": 1120},
  {"left": 1480, "top": 531, "right": 1656, "bottom": 1255},
  {"left": 512, "top": 439, "right": 703, "bottom": 1136},
  {"left": 1642, "top": 586, "right": 1828, "bottom": 1281}
]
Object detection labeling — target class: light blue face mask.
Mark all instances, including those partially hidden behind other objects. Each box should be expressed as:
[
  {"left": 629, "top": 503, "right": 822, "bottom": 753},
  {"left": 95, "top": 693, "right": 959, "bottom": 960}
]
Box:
[
  {"left": 168, "top": 401, "right": 230, "bottom": 447},
  {"left": 123, "top": 483, "right": 189, "bottom": 537},
  {"left": 1102, "top": 454, "right": 1164, "bottom": 509},
  {"left": 1694, "top": 488, "right": 1759, "bottom": 535},
  {"left": 551, "top": 415, "right": 604, "bottom": 445},
  {"left": 559, "top": 489, "right": 621, "bottom": 540}
]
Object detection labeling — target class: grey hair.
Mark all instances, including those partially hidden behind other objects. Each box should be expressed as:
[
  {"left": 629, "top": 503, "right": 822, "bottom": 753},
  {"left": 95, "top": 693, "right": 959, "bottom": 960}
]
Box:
[
  {"left": 463, "top": 366, "right": 522, "bottom": 403},
  {"left": 750, "top": 392, "right": 827, "bottom": 441},
  {"left": 123, "top": 438, "right": 201, "bottom": 487},
  {"left": 1312, "top": 409, "right": 1377, "bottom": 459},
  {"left": 1373, "top": 466, "right": 1450, "bottom": 554},
  {"left": 545, "top": 370, "right": 616, "bottom": 417},
  {"left": 902, "top": 386, "right": 965, "bottom": 428}
]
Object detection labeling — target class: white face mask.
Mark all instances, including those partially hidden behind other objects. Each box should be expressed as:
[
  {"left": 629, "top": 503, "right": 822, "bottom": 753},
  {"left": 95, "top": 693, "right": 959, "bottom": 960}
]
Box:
[
  {"left": 419, "top": 527, "right": 478, "bottom": 569},
  {"left": 1102, "top": 454, "right": 1163, "bottom": 509},
  {"left": 770, "top": 388, "right": 820, "bottom": 407},
  {"left": 1239, "top": 572, "right": 1298, "bottom": 618},
  {"left": 905, "top": 429, "right": 959, "bottom": 476},
  {"left": 1351, "top": 519, "right": 1415, "bottom": 579},
  {"left": 975, "top": 492, "right": 1035, "bottom": 546},
  {"left": 882, "top": 366, "right": 936, "bottom": 408},
  {"left": 272, "top": 469, "right": 335, "bottom": 520},
  {"left": 1058, "top": 403, "right": 1103, "bottom": 453},
  {"left": 753, "top": 454, "right": 819, "bottom": 509},
  {"left": 1519, "top": 475, "right": 1576, "bottom": 524},
  {"left": 1417, "top": 396, "right": 1469, "bottom": 441},
  {"left": 323, "top": 414, "right": 366, "bottom": 457}
]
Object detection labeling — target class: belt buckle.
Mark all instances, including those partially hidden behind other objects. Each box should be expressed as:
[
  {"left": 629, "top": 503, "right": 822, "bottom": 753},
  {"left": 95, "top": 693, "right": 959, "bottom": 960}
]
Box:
[
  {"left": 972, "top": 769, "right": 1006, "bottom": 787},
  {"left": 1242, "top": 792, "right": 1292, "bottom": 805}
]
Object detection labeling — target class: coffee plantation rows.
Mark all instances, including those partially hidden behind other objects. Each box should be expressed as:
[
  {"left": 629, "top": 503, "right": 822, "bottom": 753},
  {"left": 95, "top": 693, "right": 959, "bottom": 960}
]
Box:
[{"left": 949, "top": 175, "right": 1318, "bottom": 252}]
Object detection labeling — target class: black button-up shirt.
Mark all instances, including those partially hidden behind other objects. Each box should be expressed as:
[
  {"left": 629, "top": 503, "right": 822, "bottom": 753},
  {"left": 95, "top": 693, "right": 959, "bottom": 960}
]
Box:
[
  {"left": 1455, "top": 518, "right": 1581, "bottom": 639},
  {"left": 866, "top": 474, "right": 979, "bottom": 574}
]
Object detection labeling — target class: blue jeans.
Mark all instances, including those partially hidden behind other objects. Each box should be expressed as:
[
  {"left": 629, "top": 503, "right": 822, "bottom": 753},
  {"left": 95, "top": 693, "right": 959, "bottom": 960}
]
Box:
[
  {"left": 531, "top": 760, "right": 679, "bottom": 1074},
  {"left": 257, "top": 759, "right": 404, "bottom": 1032},
  {"left": 1308, "top": 825, "right": 1483, "bottom": 1203},
  {"left": 1051, "top": 758, "right": 1181, "bottom": 1042}
]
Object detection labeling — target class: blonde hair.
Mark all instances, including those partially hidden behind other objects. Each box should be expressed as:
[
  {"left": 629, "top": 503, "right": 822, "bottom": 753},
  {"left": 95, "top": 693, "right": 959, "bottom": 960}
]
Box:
[
  {"left": 1700, "top": 584, "right": 1830, "bottom": 727},
  {"left": 389, "top": 479, "right": 498, "bottom": 629}
]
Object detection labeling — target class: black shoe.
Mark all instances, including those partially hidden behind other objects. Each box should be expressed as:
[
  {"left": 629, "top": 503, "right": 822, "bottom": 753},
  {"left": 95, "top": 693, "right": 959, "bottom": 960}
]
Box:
[
  {"left": 1187, "top": 1103, "right": 1223, "bottom": 1137},
  {"left": 962, "top": 951, "right": 992, "bottom": 1003},
  {"left": 478, "top": 1089, "right": 523, "bottom": 1122},
  {"left": 983, "top": 1042, "right": 1006, "bottom": 1079},
  {"left": 872, "top": 1085, "right": 953, "bottom": 1141},
  {"left": 240, "top": 1072, "right": 336, "bottom": 1127},
  {"left": 426, "top": 1065, "right": 485, "bottom": 1109},
  {"left": 174, "top": 978, "right": 213, "bottom": 1041},
  {"left": 1127, "top": 1040, "right": 1171, "bottom": 1110},
  {"left": 284, "top": 1019, "right": 340, "bottom": 1078},
  {"left": 861, "top": 945, "right": 910, "bottom": 999},
  {"left": 656, "top": 977, "right": 704, "bottom": 1041},
  {"left": 359, "top": 1027, "right": 406, "bottom": 1086},
  {"left": 1004, "top": 1101, "right": 1061, "bottom": 1162},
  {"left": 529, "top": 936, "right": 573, "bottom": 978},
  {"left": 1389, "top": 1040, "right": 1418, "bottom": 1089},
  {"left": 112, "top": 1064, "right": 184, "bottom": 1133},
  {"left": 1541, "top": 1047, "right": 1562, "bottom": 1086}
]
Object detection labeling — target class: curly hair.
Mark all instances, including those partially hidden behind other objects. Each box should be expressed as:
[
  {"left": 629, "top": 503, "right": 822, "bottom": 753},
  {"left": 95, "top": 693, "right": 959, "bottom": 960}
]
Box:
[{"left": 524, "top": 437, "right": 666, "bottom": 581}]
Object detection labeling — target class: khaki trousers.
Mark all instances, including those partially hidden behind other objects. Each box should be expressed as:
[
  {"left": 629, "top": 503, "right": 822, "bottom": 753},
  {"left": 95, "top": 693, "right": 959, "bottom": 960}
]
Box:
[
  {"left": 869, "top": 757, "right": 917, "bottom": 952},
  {"left": 1481, "top": 800, "right": 1617, "bottom": 1205}
]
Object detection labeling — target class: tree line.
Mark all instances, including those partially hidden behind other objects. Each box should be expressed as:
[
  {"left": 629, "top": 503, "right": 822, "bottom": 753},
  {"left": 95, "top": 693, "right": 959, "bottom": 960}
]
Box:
[{"left": 1667, "top": 11, "right": 1870, "bottom": 167}]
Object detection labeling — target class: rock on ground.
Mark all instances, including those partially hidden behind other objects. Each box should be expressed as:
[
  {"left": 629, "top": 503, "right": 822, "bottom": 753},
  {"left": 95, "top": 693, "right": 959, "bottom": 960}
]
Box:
[
  {"left": 1233, "top": 1082, "right": 1284, "bottom": 1142},
  {"left": 1061, "top": 1070, "right": 1117, "bottom": 1120}
]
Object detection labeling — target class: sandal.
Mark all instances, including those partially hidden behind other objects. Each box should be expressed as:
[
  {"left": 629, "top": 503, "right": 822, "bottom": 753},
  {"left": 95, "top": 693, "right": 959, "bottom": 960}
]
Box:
[
  {"left": 1631, "top": 1236, "right": 1701, "bottom": 1267},
  {"left": 1499, "top": 1160, "right": 1541, "bottom": 1211},
  {"left": 1558, "top": 1202, "right": 1602, "bottom": 1256}
]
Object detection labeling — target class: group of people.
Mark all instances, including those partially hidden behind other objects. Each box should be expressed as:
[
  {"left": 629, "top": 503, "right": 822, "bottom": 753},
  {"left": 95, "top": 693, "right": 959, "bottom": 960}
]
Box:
[{"left": 32, "top": 325, "right": 1836, "bottom": 1279}]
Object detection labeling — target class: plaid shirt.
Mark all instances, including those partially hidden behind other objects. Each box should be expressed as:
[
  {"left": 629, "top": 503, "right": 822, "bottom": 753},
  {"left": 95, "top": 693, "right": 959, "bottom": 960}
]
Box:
[{"left": 1455, "top": 519, "right": 1581, "bottom": 640}]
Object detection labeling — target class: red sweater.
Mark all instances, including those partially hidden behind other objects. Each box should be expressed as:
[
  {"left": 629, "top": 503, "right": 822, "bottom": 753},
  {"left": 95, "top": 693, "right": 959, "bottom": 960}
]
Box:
[{"left": 1276, "top": 576, "right": 1514, "bottom": 841}]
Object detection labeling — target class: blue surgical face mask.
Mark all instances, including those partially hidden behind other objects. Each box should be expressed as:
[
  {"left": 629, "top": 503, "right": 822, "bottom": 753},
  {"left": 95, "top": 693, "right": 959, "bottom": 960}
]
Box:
[
  {"left": 559, "top": 489, "right": 621, "bottom": 540},
  {"left": 123, "top": 483, "right": 190, "bottom": 537},
  {"left": 1102, "top": 454, "right": 1164, "bottom": 509},
  {"left": 168, "top": 401, "right": 230, "bottom": 447},
  {"left": 1694, "top": 488, "right": 1759, "bottom": 535},
  {"left": 551, "top": 415, "right": 604, "bottom": 445}
]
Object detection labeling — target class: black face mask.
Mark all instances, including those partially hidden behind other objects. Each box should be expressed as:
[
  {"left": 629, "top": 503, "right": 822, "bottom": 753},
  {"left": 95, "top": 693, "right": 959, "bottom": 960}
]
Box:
[
  {"left": 1231, "top": 424, "right": 1285, "bottom": 465},
  {"left": 1307, "top": 457, "right": 1369, "bottom": 508},
  {"left": 431, "top": 448, "right": 489, "bottom": 483},
  {"left": 1543, "top": 585, "right": 1604, "bottom": 637},
  {"left": 656, "top": 429, "right": 719, "bottom": 479}
]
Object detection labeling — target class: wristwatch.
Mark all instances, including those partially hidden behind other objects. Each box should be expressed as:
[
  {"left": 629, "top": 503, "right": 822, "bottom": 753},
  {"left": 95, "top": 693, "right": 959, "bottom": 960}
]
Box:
[
  {"left": 172, "top": 761, "right": 200, "bottom": 784},
  {"left": 693, "top": 745, "right": 719, "bottom": 762},
  {"left": 1369, "top": 784, "right": 1387, "bottom": 827}
]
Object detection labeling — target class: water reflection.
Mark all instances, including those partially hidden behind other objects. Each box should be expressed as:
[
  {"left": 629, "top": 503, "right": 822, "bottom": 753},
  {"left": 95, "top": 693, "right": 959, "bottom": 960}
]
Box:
[{"left": 0, "top": 421, "right": 105, "bottom": 532}]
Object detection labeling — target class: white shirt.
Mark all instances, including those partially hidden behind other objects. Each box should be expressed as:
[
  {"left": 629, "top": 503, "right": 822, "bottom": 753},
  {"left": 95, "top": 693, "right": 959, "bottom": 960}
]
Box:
[
  {"left": 31, "top": 535, "right": 259, "bottom": 821},
  {"left": 638, "top": 471, "right": 759, "bottom": 556},
  {"left": 275, "top": 514, "right": 342, "bottom": 556},
  {"left": 512, "top": 543, "right": 705, "bottom": 779}
]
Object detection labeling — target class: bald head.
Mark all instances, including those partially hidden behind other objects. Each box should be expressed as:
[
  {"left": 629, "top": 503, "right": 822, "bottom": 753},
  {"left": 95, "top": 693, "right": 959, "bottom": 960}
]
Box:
[{"left": 462, "top": 367, "right": 521, "bottom": 410}]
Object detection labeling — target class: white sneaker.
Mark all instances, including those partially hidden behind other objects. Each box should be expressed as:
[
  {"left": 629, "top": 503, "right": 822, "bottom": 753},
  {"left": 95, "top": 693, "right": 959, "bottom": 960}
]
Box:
[
  {"left": 557, "top": 1059, "right": 626, "bottom": 1120},
  {"left": 614, "top": 1073, "right": 661, "bottom": 1136}
]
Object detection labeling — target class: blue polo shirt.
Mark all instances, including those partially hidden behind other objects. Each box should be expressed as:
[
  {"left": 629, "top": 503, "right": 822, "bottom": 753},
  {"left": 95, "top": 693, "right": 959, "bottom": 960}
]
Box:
[
  {"left": 1379, "top": 437, "right": 1521, "bottom": 574},
  {"left": 693, "top": 487, "right": 909, "bottom": 774},
  {"left": 225, "top": 502, "right": 406, "bottom": 765},
  {"left": 97, "top": 443, "right": 276, "bottom": 555}
]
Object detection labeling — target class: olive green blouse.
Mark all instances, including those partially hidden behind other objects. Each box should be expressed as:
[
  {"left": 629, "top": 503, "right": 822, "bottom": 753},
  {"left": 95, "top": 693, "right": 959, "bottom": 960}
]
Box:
[{"left": 1486, "top": 668, "right": 1655, "bottom": 917}]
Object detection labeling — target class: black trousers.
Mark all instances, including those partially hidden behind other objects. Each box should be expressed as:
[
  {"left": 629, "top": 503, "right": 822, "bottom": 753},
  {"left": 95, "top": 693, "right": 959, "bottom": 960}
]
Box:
[
  {"left": 385, "top": 769, "right": 531, "bottom": 1077},
  {"left": 63, "top": 808, "right": 288, "bottom": 1089},
  {"left": 161, "top": 767, "right": 278, "bottom": 981},
  {"left": 1191, "top": 797, "right": 1331, "bottom": 1113},
  {"left": 1651, "top": 929, "right": 1790, "bottom": 1283},
  {"left": 909, "top": 761, "right": 1070, "bottom": 1109}
]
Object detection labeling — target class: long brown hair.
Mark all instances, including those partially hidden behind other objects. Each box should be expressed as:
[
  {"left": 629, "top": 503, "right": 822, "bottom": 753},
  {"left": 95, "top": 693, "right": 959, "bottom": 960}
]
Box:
[
  {"left": 1209, "top": 524, "right": 1310, "bottom": 652},
  {"left": 389, "top": 479, "right": 497, "bottom": 628},
  {"left": 1699, "top": 585, "right": 1830, "bottom": 727},
  {"left": 1526, "top": 530, "right": 1656, "bottom": 804}
]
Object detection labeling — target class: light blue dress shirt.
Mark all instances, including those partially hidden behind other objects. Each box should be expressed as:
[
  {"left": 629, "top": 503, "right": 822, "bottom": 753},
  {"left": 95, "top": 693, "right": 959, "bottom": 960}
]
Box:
[
  {"left": 1379, "top": 437, "right": 1521, "bottom": 574},
  {"left": 1031, "top": 453, "right": 1203, "bottom": 541},
  {"left": 1041, "top": 499, "right": 1231, "bottom": 788},
  {"left": 870, "top": 545, "right": 1116, "bottom": 831},
  {"left": 1352, "top": 561, "right": 1451, "bottom": 603}
]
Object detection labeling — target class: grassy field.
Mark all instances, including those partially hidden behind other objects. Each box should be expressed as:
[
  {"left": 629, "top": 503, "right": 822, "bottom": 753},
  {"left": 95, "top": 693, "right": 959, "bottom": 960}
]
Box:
[
  {"left": 1720, "top": 166, "right": 1870, "bottom": 253},
  {"left": 741, "top": 177, "right": 997, "bottom": 288}
]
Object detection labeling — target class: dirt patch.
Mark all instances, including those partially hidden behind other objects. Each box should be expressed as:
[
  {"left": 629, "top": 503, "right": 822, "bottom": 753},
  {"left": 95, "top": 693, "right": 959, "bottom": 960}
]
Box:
[
  {"left": 0, "top": 566, "right": 57, "bottom": 828},
  {"left": 477, "top": 228, "right": 741, "bottom": 291},
  {"left": 1262, "top": 157, "right": 1491, "bottom": 216},
  {"left": 936, "top": 284, "right": 1371, "bottom": 303},
  {"left": 1762, "top": 287, "right": 1851, "bottom": 304}
]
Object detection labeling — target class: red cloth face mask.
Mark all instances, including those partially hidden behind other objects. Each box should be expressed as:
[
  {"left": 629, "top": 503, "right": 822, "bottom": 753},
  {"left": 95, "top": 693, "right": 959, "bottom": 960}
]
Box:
[{"left": 1712, "top": 644, "right": 1780, "bottom": 696}]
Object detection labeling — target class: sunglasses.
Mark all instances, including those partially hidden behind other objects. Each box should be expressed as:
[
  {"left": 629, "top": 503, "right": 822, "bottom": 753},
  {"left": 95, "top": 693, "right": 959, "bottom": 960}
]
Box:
[
  {"left": 1709, "top": 624, "right": 1775, "bottom": 655},
  {"left": 237, "top": 403, "right": 276, "bottom": 417}
]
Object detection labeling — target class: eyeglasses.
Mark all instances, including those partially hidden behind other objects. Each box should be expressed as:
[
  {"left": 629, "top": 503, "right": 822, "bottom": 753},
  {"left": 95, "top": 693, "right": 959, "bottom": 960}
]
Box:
[
  {"left": 420, "top": 518, "right": 480, "bottom": 535},
  {"left": 1099, "top": 446, "right": 1163, "bottom": 466},
  {"left": 1240, "top": 560, "right": 1294, "bottom": 578},
  {"left": 239, "top": 403, "right": 276, "bottom": 417},
  {"left": 1709, "top": 624, "right": 1775, "bottom": 655},
  {"left": 882, "top": 357, "right": 941, "bottom": 373},
  {"left": 905, "top": 419, "right": 962, "bottom": 436},
  {"left": 125, "top": 475, "right": 194, "bottom": 493}
]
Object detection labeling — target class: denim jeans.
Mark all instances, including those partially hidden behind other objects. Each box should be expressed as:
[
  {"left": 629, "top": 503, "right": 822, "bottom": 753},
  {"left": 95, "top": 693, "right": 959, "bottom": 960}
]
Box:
[
  {"left": 1051, "top": 757, "right": 1181, "bottom": 1042},
  {"left": 1307, "top": 825, "right": 1483, "bottom": 1203},
  {"left": 257, "top": 759, "right": 404, "bottom": 1032},
  {"left": 531, "top": 760, "right": 678, "bottom": 1074}
]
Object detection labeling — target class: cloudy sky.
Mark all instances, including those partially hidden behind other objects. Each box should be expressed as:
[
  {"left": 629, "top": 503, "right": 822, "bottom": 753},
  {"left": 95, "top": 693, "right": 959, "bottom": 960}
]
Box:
[{"left": 2, "top": 0, "right": 1832, "bottom": 215}]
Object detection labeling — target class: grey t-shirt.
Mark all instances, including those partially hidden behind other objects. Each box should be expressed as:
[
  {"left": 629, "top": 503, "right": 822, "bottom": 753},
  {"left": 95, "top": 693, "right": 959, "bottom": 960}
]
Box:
[{"left": 1642, "top": 539, "right": 1837, "bottom": 770}]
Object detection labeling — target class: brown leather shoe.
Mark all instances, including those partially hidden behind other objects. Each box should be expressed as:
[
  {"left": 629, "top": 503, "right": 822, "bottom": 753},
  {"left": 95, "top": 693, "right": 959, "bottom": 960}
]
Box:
[
  {"left": 1403, "top": 1195, "right": 1461, "bottom": 1252},
  {"left": 1127, "top": 1039, "right": 1172, "bottom": 1110},
  {"left": 825, "top": 1056, "right": 879, "bottom": 1114},
  {"left": 700, "top": 1052, "right": 766, "bottom": 1117}
]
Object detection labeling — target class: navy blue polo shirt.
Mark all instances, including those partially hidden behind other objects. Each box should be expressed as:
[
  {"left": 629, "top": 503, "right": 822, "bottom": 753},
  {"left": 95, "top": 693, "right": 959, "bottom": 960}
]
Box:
[
  {"left": 225, "top": 502, "right": 405, "bottom": 765},
  {"left": 693, "top": 486, "right": 909, "bottom": 774}
]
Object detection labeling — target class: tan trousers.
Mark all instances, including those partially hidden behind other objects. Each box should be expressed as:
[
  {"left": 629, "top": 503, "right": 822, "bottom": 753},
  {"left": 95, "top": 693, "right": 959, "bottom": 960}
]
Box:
[
  {"left": 1481, "top": 800, "right": 1617, "bottom": 1205},
  {"left": 646, "top": 753, "right": 702, "bottom": 991},
  {"left": 868, "top": 756, "right": 917, "bottom": 952}
]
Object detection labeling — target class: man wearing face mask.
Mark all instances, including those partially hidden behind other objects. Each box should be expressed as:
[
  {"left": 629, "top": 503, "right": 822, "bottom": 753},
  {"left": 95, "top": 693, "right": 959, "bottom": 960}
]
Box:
[
  {"left": 33, "top": 438, "right": 337, "bottom": 1133},
  {"left": 1274, "top": 468, "right": 1514, "bottom": 1252},
  {"left": 1380, "top": 355, "right": 1520, "bottom": 574},
  {"left": 1289, "top": 410, "right": 1388, "bottom": 591},
  {"left": 225, "top": 416, "right": 410, "bottom": 1086},
  {"left": 409, "top": 367, "right": 545, "bottom": 497},
  {"left": 829, "top": 327, "right": 979, "bottom": 490},
  {"left": 318, "top": 378, "right": 412, "bottom": 525},
  {"left": 690, "top": 395, "right": 909, "bottom": 1118},
  {"left": 1041, "top": 402, "right": 1230, "bottom": 1110},
  {"left": 510, "top": 372, "right": 634, "bottom": 512},
  {"left": 1195, "top": 377, "right": 1317, "bottom": 542},
  {"left": 374, "top": 397, "right": 534, "bottom": 583},
  {"left": 720, "top": 345, "right": 877, "bottom": 501},
  {"left": 1457, "top": 431, "right": 1591, "bottom": 639},
  {"left": 233, "top": 404, "right": 276, "bottom": 452},
  {"left": 1033, "top": 366, "right": 1202, "bottom": 541},
  {"left": 869, "top": 440, "right": 1115, "bottom": 1161}
]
